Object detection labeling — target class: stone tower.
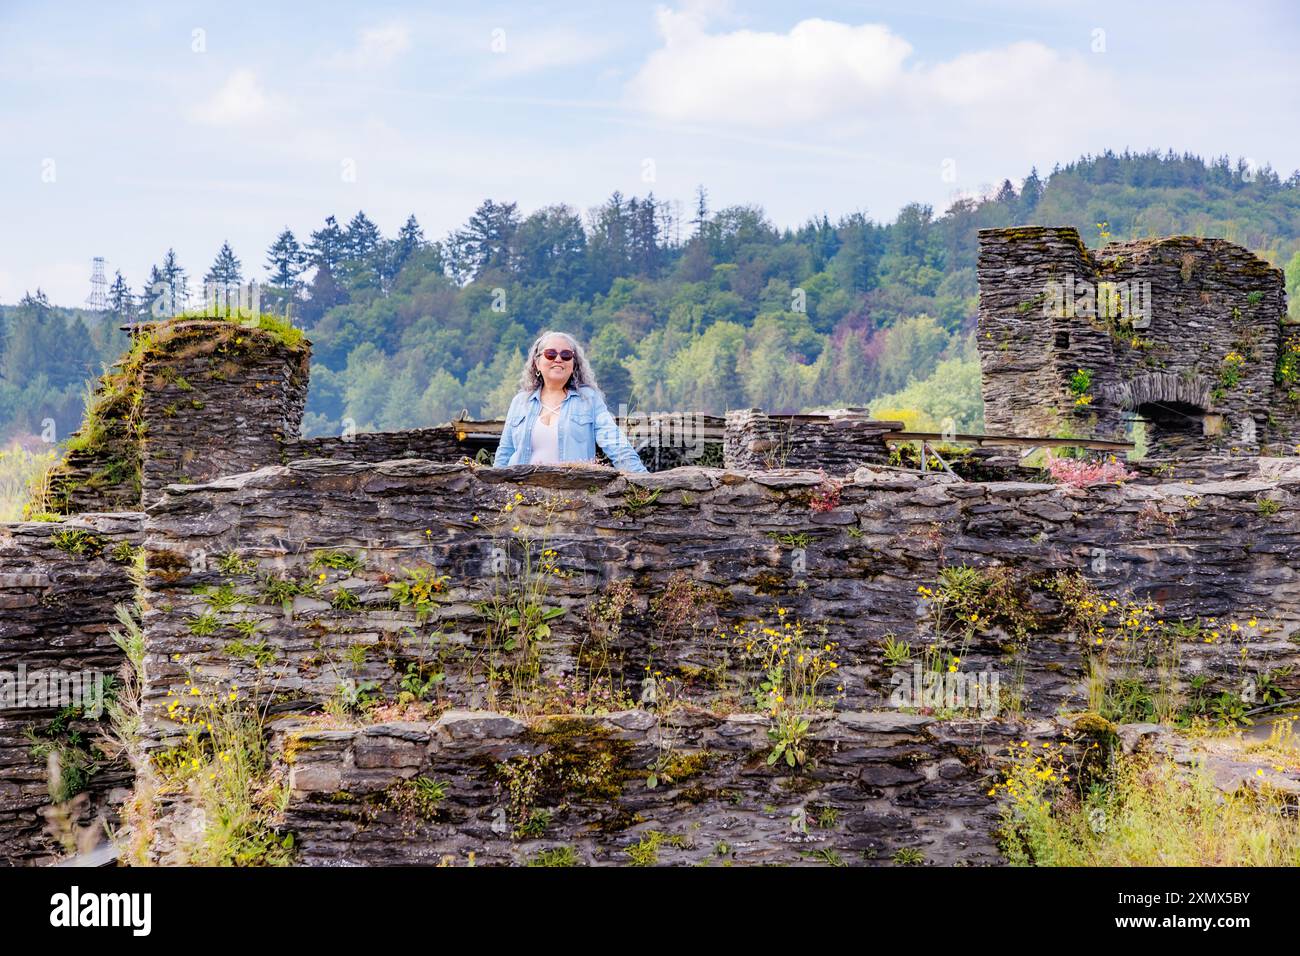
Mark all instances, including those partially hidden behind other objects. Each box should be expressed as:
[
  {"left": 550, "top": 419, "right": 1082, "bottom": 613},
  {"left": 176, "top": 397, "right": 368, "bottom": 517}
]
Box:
[
  {"left": 46, "top": 318, "right": 310, "bottom": 513},
  {"left": 976, "top": 226, "right": 1296, "bottom": 459}
]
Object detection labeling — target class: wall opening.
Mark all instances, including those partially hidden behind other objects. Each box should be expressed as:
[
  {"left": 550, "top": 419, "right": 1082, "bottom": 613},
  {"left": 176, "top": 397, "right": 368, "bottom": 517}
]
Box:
[{"left": 1136, "top": 400, "right": 1208, "bottom": 450}]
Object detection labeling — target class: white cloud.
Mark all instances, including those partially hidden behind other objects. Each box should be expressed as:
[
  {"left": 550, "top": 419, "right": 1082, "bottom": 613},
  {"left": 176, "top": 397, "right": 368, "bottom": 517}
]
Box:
[
  {"left": 625, "top": 9, "right": 1106, "bottom": 130},
  {"left": 189, "top": 69, "right": 274, "bottom": 126},
  {"left": 627, "top": 11, "right": 912, "bottom": 125},
  {"left": 329, "top": 22, "right": 412, "bottom": 70},
  {"left": 922, "top": 41, "right": 1096, "bottom": 108}
]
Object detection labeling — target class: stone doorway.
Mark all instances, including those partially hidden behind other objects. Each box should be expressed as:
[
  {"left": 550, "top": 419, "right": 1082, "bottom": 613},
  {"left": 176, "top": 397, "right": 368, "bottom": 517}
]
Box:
[{"left": 1133, "top": 400, "right": 1217, "bottom": 455}]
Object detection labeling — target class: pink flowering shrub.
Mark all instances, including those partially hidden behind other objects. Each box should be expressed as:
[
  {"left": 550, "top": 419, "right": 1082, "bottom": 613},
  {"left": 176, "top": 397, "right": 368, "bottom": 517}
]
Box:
[
  {"left": 809, "top": 475, "right": 843, "bottom": 512},
  {"left": 1047, "top": 457, "right": 1136, "bottom": 488}
]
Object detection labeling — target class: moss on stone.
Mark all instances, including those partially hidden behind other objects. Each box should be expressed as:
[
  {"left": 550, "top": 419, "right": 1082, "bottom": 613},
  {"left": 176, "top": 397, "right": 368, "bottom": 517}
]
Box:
[
  {"left": 492, "top": 719, "right": 641, "bottom": 836},
  {"left": 528, "top": 845, "right": 580, "bottom": 866},
  {"left": 145, "top": 549, "right": 191, "bottom": 583},
  {"left": 1071, "top": 711, "right": 1117, "bottom": 738},
  {"left": 658, "top": 749, "right": 715, "bottom": 782},
  {"left": 750, "top": 570, "right": 789, "bottom": 595}
]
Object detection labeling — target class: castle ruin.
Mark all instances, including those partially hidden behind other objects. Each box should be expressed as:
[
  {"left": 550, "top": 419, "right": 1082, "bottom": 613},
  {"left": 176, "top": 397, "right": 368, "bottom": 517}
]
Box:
[
  {"left": 977, "top": 226, "right": 1299, "bottom": 459},
  {"left": 2, "top": 229, "right": 1299, "bottom": 866}
]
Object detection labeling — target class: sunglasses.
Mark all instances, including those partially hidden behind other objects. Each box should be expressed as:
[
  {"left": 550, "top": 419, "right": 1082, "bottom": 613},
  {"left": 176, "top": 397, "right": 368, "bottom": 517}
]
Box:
[{"left": 542, "top": 348, "right": 575, "bottom": 362}]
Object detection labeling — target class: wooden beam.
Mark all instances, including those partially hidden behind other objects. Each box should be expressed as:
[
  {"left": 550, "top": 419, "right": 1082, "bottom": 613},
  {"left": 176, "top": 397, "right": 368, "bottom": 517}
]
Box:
[
  {"left": 450, "top": 419, "right": 1133, "bottom": 452},
  {"left": 884, "top": 431, "right": 1134, "bottom": 451}
]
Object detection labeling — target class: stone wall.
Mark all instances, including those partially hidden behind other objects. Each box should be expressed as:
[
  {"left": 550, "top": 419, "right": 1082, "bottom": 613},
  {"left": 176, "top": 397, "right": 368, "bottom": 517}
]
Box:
[
  {"left": 50, "top": 449, "right": 142, "bottom": 517},
  {"left": 268, "top": 709, "right": 1023, "bottom": 866},
  {"left": 287, "top": 427, "right": 466, "bottom": 466},
  {"left": 5, "top": 454, "right": 1293, "bottom": 866},
  {"left": 977, "top": 227, "right": 1294, "bottom": 458},
  {"left": 287, "top": 416, "right": 727, "bottom": 472},
  {"left": 624, "top": 413, "right": 725, "bottom": 470},
  {"left": 0, "top": 513, "right": 142, "bottom": 864},
  {"left": 724, "top": 409, "right": 896, "bottom": 474},
  {"left": 136, "top": 459, "right": 1300, "bottom": 747}
]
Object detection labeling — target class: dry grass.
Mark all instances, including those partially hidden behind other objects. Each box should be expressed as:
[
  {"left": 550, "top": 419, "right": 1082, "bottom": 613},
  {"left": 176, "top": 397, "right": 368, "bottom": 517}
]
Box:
[{"left": 998, "top": 744, "right": 1300, "bottom": 866}]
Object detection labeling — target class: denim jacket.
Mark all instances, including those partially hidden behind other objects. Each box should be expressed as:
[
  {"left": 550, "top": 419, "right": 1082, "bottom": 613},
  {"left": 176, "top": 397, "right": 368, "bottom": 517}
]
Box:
[{"left": 493, "top": 385, "right": 648, "bottom": 472}]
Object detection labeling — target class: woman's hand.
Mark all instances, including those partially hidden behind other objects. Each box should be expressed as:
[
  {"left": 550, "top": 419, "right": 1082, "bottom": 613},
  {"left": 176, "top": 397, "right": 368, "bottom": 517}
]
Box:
[{"left": 590, "top": 392, "right": 648, "bottom": 473}]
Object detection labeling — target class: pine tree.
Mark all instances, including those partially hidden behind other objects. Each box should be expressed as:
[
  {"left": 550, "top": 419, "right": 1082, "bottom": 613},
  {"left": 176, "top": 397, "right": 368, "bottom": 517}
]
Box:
[
  {"left": 266, "top": 228, "right": 306, "bottom": 290},
  {"left": 307, "top": 215, "right": 347, "bottom": 271},
  {"left": 692, "top": 185, "right": 709, "bottom": 236},
  {"left": 383, "top": 214, "right": 427, "bottom": 280},
  {"left": 657, "top": 198, "right": 681, "bottom": 249},
  {"left": 161, "top": 249, "right": 187, "bottom": 315},
  {"left": 205, "top": 241, "right": 243, "bottom": 305},
  {"left": 344, "top": 211, "right": 382, "bottom": 261},
  {"left": 138, "top": 264, "right": 166, "bottom": 320},
  {"left": 108, "top": 270, "right": 133, "bottom": 319},
  {"left": 628, "top": 193, "right": 661, "bottom": 277},
  {"left": 1019, "top": 167, "right": 1043, "bottom": 215},
  {"left": 587, "top": 192, "right": 631, "bottom": 288},
  {"left": 453, "top": 200, "right": 519, "bottom": 278},
  {"left": 396, "top": 214, "right": 425, "bottom": 259}
]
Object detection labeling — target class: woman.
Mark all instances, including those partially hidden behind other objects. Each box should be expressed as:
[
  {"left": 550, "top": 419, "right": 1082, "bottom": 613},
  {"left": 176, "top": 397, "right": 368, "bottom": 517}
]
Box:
[{"left": 493, "top": 331, "right": 648, "bottom": 473}]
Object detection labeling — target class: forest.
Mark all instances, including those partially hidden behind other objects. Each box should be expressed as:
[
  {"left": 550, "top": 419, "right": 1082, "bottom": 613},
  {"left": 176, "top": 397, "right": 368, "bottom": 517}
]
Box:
[{"left": 5, "top": 149, "right": 1300, "bottom": 456}]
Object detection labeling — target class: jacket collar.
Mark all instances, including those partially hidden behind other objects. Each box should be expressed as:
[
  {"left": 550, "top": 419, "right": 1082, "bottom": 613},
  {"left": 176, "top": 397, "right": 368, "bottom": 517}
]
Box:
[{"left": 527, "top": 384, "right": 579, "bottom": 405}]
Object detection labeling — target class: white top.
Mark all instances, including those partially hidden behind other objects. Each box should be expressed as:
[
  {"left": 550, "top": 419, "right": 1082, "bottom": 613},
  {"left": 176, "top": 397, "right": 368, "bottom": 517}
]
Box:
[{"left": 530, "top": 415, "right": 560, "bottom": 464}]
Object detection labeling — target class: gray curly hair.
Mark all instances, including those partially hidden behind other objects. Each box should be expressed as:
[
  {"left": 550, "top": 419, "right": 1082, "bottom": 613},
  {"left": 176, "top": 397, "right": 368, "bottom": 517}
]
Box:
[{"left": 517, "top": 330, "right": 600, "bottom": 394}]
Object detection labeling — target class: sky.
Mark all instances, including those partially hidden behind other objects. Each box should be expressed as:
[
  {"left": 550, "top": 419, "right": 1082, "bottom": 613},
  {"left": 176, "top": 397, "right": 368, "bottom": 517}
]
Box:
[{"left": 2, "top": 0, "right": 1299, "bottom": 306}]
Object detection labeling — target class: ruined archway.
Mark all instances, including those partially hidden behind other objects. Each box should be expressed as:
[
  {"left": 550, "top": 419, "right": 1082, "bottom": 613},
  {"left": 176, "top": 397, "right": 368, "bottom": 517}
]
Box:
[
  {"left": 1109, "top": 372, "right": 1216, "bottom": 414},
  {"left": 1109, "top": 373, "right": 1220, "bottom": 457}
]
